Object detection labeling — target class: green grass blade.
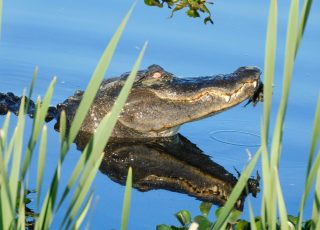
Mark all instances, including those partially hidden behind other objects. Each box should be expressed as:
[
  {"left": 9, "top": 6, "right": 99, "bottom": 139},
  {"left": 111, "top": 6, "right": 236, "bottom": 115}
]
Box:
[
  {"left": 0, "top": 157, "right": 15, "bottom": 229},
  {"left": 212, "top": 149, "right": 261, "bottom": 230},
  {"left": 315, "top": 219, "right": 320, "bottom": 230},
  {"left": 9, "top": 94, "right": 26, "bottom": 221},
  {"left": 26, "top": 65, "right": 38, "bottom": 112},
  {"left": 72, "top": 193, "right": 94, "bottom": 230},
  {"left": 274, "top": 167, "right": 289, "bottom": 230},
  {"left": 66, "top": 2, "right": 136, "bottom": 147},
  {"left": 0, "top": 112, "right": 11, "bottom": 154},
  {"left": 37, "top": 165, "right": 61, "bottom": 230},
  {"left": 311, "top": 167, "right": 320, "bottom": 224},
  {"left": 35, "top": 191, "right": 50, "bottom": 230},
  {"left": 3, "top": 126, "right": 16, "bottom": 169},
  {"left": 57, "top": 41, "right": 147, "bottom": 211},
  {"left": 62, "top": 154, "right": 103, "bottom": 229},
  {"left": 295, "top": 0, "right": 313, "bottom": 56},
  {"left": 248, "top": 200, "right": 257, "bottom": 230},
  {"left": 17, "top": 186, "right": 26, "bottom": 230},
  {"left": 0, "top": 195, "right": 2, "bottom": 229},
  {"left": 36, "top": 125, "right": 47, "bottom": 208},
  {"left": 59, "top": 111, "right": 67, "bottom": 146},
  {"left": 121, "top": 167, "right": 133, "bottom": 230},
  {"left": 60, "top": 42, "right": 147, "bottom": 228},
  {"left": 297, "top": 150, "right": 320, "bottom": 229},
  {"left": 263, "top": 0, "right": 278, "bottom": 139},
  {"left": 306, "top": 96, "right": 320, "bottom": 174},
  {"left": 270, "top": 0, "right": 298, "bottom": 166},
  {"left": 56, "top": 143, "right": 91, "bottom": 210},
  {"left": 21, "top": 77, "right": 56, "bottom": 178},
  {"left": 261, "top": 0, "right": 277, "bottom": 225},
  {"left": 58, "top": 110, "right": 68, "bottom": 164},
  {"left": 266, "top": 1, "right": 299, "bottom": 228}
]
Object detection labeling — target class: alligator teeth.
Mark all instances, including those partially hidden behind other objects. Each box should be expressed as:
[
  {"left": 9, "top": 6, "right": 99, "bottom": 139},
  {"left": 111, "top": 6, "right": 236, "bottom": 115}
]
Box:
[
  {"left": 253, "top": 81, "right": 257, "bottom": 88},
  {"left": 213, "top": 185, "right": 218, "bottom": 193},
  {"left": 224, "top": 95, "right": 231, "bottom": 103}
]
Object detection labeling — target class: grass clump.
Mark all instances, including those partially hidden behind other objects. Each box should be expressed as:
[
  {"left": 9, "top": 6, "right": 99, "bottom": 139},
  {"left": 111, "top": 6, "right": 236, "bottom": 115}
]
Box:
[
  {"left": 158, "top": 0, "right": 319, "bottom": 229},
  {"left": 0, "top": 4, "right": 144, "bottom": 229}
]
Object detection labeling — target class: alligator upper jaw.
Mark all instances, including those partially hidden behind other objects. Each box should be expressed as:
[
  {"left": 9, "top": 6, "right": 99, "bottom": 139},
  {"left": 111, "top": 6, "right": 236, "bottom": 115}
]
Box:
[
  {"left": 117, "top": 67, "right": 262, "bottom": 138},
  {"left": 152, "top": 79, "right": 260, "bottom": 114},
  {"left": 152, "top": 66, "right": 261, "bottom": 104}
]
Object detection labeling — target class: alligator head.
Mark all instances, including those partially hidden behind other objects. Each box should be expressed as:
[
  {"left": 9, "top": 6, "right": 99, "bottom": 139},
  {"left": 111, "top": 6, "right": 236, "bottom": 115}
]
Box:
[
  {"left": 74, "top": 132, "right": 260, "bottom": 210},
  {"left": 60, "top": 65, "right": 262, "bottom": 138}
]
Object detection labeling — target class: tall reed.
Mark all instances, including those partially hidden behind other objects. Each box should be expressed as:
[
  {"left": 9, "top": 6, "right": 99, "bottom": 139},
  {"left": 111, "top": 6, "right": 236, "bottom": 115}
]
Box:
[
  {"left": 0, "top": 4, "right": 145, "bottom": 229},
  {"left": 211, "top": 0, "right": 319, "bottom": 229}
]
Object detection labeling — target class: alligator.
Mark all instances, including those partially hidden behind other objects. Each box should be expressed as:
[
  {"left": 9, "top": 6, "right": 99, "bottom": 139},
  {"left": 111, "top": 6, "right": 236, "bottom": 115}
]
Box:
[
  {"left": 0, "top": 65, "right": 263, "bottom": 138},
  {"left": 0, "top": 65, "right": 263, "bottom": 208},
  {"left": 58, "top": 65, "right": 263, "bottom": 138},
  {"left": 75, "top": 132, "right": 260, "bottom": 210}
]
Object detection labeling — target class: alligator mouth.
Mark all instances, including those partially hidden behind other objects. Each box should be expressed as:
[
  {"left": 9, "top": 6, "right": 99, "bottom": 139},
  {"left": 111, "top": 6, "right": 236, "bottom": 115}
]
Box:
[{"left": 153, "top": 79, "right": 259, "bottom": 103}]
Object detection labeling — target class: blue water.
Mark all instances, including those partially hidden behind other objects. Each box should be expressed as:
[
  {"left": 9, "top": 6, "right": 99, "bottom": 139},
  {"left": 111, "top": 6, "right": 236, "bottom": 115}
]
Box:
[{"left": 0, "top": 0, "right": 319, "bottom": 229}]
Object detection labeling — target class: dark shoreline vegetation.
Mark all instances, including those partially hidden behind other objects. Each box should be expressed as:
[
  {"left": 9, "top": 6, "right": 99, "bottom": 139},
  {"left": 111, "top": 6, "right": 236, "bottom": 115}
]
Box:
[{"left": 0, "top": 0, "right": 319, "bottom": 230}]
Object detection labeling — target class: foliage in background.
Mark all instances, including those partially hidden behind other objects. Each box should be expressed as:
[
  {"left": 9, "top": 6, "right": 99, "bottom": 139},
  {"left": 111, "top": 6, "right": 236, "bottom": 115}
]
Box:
[
  {"left": 144, "top": 0, "right": 214, "bottom": 24},
  {"left": 157, "top": 0, "right": 319, "bottom": 229},
  {"left": 0, "top": 4, "right": 144, "bottom": 229}
]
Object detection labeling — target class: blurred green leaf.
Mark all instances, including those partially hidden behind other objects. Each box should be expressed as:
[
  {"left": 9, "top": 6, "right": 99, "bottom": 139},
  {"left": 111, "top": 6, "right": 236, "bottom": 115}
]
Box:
[
  {"left": 303, "top": 220, "right": 314, "bottom": 229},
  {"left": 194, "top": 215, "right": 212, "bottom": 229},
  {"left": 157, "top": 224, "right": 173, "bottom": 230},
  {"left": 215, "top": 207, "right": 222, "bottom": 218},
  {"left": 199, "top": 202, "right": 212, "bottom": 217},
  {"left": 204, "top": 16, "right": 213, "bottom": 24},
  {"left": 236, "top": 220, "right": 250, "bottom": 230},
  {"left": 287, "top": 215, "right": 298, "bottom": 226},
  {"left": 186, "top": 9, "right": 200, "bottom": 17},
  {"left": 144, "top": 0, "right": 162, "bottom": 7},
  {"left": 228, "top": 210, "right": 242, "bottom": 224},
  {"left": 254, "top": 219, "right": 263, "bottom": 230},
  {"left": 24, "top": 197, "right": 31, "bottom": 205},
  {"left": 175, "top": 210, "right": 192, "bottom": 226}
]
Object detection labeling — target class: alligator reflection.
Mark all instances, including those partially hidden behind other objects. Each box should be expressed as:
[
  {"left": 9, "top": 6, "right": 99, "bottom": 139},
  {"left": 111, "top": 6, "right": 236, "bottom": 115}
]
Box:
[{"left": 74, "top": 133, "right": 260, "bottom": 211}]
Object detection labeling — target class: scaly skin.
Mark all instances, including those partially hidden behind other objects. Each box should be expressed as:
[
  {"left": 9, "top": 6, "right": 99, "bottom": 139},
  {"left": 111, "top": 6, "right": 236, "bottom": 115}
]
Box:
[{"left": 60, "top": 65, "right": 262, "bottom": 138}]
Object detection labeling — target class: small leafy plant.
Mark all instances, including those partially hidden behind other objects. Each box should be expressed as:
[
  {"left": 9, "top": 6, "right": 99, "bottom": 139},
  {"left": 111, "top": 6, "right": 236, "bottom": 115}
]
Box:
[
  {"left": 157, "top": 202, "right": 316, "bottom": 230},
  {"left": 144, "top": 0, "right": 214, "bottom": 24}
]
